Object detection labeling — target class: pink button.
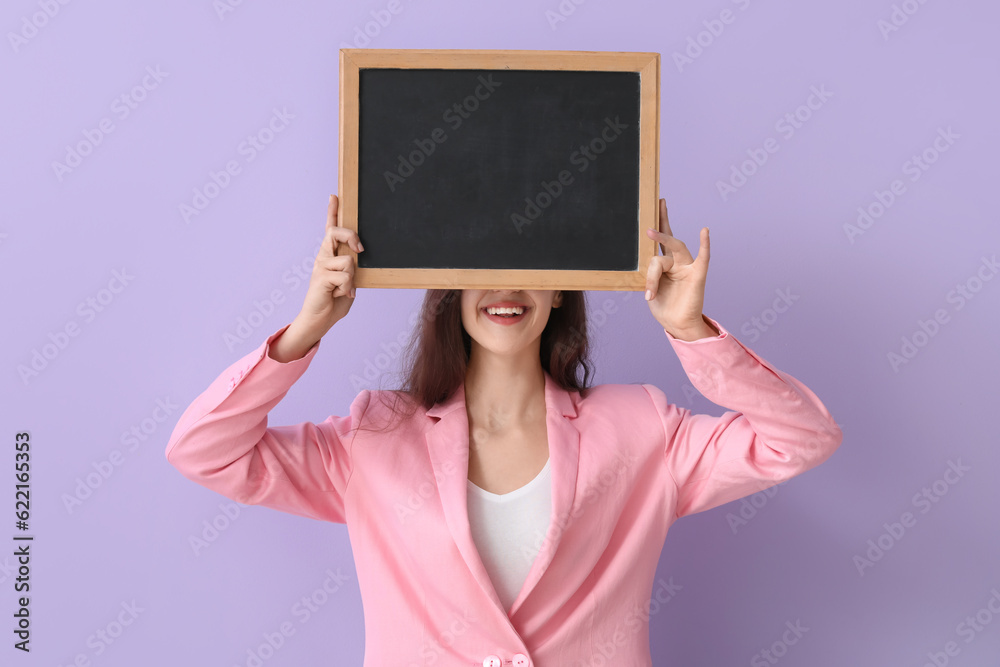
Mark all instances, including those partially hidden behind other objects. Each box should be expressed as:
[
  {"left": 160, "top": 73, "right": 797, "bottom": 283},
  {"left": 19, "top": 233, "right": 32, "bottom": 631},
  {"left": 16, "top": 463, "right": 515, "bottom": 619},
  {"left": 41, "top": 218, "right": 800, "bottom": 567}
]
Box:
[
  {"left": 512, "top": 654, "right": 531, "bottom": 667},
  {"left": 482, "top": 656, "right": 502, "bottom": 667}
]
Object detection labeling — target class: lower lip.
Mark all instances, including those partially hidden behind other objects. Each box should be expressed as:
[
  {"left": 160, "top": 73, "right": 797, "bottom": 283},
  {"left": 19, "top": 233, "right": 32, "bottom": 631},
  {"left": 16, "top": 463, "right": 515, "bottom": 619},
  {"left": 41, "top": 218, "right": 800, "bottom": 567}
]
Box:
[{"left": 482, "top": 308, "right": 529, "bottom": 325}]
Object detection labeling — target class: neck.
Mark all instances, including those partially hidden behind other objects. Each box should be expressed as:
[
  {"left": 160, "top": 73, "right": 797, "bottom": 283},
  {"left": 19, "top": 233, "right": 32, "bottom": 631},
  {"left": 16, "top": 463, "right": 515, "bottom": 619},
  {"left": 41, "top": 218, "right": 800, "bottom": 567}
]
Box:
[{"left": 464, "top": 344, "right": 547, "bottom": 431}]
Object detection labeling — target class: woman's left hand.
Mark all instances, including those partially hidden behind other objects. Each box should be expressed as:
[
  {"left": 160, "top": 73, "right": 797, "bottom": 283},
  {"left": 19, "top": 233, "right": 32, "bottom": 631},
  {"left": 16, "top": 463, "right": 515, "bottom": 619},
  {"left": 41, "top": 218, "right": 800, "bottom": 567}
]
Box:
[{"left": 645, "top": 199, "right": 716, "bottom": 340}]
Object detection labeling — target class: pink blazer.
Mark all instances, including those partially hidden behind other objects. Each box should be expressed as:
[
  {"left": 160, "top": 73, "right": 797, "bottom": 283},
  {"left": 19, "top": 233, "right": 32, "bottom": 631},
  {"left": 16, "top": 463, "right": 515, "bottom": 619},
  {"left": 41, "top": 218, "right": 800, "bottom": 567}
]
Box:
[{"left": 165, "top": 315, "right": 841, "bottom": 667}]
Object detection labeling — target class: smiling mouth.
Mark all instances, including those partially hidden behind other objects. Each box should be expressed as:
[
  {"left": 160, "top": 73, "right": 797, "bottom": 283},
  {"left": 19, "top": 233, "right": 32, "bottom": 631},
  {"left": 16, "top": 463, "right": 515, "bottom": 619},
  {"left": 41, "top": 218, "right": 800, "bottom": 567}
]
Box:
[{"left": 482, "top": 305, "right": 529, "bottom": 323}]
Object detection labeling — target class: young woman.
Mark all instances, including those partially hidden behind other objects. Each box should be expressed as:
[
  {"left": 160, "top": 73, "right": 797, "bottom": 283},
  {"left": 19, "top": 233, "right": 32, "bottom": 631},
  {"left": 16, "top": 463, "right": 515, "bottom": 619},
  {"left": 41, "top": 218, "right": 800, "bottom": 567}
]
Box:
[{"left": 165, "top": 195, "right": 841, "bottom": 667}]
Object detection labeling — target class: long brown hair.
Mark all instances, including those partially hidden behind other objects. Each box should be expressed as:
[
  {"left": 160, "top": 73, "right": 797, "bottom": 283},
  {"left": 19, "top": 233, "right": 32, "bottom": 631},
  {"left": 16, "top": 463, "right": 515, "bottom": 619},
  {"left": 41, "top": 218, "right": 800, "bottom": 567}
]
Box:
[{"left": 363, "top": 289, "right": 594, "bottom": 432}]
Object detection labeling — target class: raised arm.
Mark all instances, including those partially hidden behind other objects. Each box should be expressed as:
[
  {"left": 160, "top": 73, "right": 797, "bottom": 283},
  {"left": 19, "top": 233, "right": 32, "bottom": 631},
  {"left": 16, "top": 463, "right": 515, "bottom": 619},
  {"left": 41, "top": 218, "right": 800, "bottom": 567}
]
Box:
[
  {"left": 165, "top": 194, "right": 370, "bottom": 522},
  {"left": 647, "top": 317, "right": 842, "bottom": 518}
]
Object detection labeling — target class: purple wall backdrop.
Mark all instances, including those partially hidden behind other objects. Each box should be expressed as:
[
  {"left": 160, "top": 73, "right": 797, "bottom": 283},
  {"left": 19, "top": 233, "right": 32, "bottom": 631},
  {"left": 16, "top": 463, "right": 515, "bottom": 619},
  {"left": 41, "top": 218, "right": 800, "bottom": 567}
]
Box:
[{"left": 3, "top": 0, "right": 998, "bottom": 665}]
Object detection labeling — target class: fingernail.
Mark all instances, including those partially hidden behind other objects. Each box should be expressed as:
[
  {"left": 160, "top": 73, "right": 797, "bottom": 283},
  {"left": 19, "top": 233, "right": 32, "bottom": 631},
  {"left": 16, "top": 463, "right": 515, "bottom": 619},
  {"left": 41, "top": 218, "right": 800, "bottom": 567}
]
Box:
[
  {"left": 645, "top": 290, "right": 652, "bottom": 301},
  {"left": 358, "top": 242, "right": 365, "bottom": 252}
]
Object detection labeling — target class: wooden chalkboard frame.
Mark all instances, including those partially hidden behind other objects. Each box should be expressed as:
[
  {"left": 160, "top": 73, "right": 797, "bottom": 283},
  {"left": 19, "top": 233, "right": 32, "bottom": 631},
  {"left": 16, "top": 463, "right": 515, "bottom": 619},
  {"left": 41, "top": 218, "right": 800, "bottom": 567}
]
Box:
[{"left": 339, "top": 49, "right": 660, "bottom": 291}]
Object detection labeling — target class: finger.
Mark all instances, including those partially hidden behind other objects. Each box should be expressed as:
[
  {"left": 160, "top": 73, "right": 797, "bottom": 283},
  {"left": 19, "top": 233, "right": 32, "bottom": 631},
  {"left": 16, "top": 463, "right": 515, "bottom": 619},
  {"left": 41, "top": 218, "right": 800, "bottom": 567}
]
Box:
[
  {"left": 693, "top": 227, "right": 710, "bottom": 269},
  {"left": 647, "top": 228, "right": 694, "bottom": 264},
  {"left": 326, "top": 227, "right": 364, "bottom": 258},
  {"left": 644, "top": 254, "right": 673, "bottom": 300},
  {"left": 318, "top": 255, "right": 356, "bottom": 274},
  {"left": 325, "top": 270, "right": 353, "bottom": 299},
  {"left": 659, "top": 199, "right": 674, "bottom": 238},
  {"left": 326, "top": 195, "right": 339, "bottom": 234}
]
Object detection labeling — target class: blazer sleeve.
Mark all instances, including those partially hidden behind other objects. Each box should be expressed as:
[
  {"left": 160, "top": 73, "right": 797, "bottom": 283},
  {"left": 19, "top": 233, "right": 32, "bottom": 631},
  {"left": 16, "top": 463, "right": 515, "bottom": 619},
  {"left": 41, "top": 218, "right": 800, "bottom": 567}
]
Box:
[
  {"left": 164, "top": 323, "right": 369, "bottom": 524},
  {"left": 644, "top": 315, "right": 842, "bottom": 519}
]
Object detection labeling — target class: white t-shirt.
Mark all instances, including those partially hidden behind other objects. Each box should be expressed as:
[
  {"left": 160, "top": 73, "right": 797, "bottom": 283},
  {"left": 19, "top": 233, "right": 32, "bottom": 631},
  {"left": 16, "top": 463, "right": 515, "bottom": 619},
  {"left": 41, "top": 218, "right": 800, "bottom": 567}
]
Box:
[{"left": 467, "top": 458, "right": 552, "bottom": 613}]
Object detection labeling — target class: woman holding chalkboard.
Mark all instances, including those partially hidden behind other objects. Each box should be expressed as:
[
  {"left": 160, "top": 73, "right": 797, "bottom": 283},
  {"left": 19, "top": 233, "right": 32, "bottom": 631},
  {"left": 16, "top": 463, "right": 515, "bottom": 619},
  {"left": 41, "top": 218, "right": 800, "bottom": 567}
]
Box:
[{"left": 166, "top": 194, "right": 841, "bottom": 667}]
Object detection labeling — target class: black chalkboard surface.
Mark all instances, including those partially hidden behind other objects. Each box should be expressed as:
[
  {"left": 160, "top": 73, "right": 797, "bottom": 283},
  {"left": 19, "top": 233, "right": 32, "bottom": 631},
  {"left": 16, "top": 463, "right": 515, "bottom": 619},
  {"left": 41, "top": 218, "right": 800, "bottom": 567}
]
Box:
[{"left": 339, "top": 50, "right": 660, "bottom": 290}]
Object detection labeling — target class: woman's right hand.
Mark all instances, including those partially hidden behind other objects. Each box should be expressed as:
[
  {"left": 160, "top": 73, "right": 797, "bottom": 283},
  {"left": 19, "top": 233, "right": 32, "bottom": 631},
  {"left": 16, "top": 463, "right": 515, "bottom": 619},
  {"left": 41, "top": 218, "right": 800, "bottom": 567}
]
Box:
[{"left": 269, "top": 195, "right": 363, "bottom": 362}]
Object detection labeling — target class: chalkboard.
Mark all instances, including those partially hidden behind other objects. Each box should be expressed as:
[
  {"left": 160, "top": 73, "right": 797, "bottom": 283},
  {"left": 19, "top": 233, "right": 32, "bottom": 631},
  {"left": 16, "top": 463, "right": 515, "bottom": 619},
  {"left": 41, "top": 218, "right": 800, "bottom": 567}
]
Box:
[{"left": 339, "top": 49, "right": 660, "bottom": 290}]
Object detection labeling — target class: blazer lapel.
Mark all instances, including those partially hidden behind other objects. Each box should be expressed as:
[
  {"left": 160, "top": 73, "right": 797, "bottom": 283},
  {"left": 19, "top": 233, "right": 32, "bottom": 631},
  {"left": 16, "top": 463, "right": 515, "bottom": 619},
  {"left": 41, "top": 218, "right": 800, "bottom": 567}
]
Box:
[
  {"left": 424, "top": 371, "right": 581, "bottom": 618},
  {"left": 424, "top": 386, "right": 502, "bottom": 611},
  {"left": 508, "top": 372, "right": 579, "bottom": 617}
]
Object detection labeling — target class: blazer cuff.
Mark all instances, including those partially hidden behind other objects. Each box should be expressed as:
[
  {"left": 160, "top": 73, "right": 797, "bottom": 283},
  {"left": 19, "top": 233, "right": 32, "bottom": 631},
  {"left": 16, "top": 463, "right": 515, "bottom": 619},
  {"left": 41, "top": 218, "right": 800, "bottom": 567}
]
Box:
[
  {"left": 225, "top": 323, "right": 321, "bottom": 393},
  {"left": 662, "top": 314, "right": 729, "bottom": 345}
]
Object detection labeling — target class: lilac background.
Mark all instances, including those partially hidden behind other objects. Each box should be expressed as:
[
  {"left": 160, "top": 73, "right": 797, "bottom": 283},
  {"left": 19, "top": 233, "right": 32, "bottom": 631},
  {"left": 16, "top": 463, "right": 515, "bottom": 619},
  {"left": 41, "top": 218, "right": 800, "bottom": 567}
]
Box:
[{"left": 2, "top": 0, "right": 998, "bottom": 665}]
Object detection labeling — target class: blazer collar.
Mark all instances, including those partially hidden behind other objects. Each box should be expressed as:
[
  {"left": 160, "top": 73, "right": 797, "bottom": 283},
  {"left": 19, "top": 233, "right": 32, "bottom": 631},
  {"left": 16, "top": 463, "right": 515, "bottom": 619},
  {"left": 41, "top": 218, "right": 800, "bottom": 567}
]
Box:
[{"left": 424, "top": 370, "right": 581, "bottom": 619}]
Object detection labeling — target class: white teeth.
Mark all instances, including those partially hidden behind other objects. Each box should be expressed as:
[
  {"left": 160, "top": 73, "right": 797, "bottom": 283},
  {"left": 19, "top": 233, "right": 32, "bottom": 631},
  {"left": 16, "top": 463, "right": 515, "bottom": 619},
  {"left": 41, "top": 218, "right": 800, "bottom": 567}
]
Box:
[{"left": 486, "top": 306, "right": 525, "bottom": 316}]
